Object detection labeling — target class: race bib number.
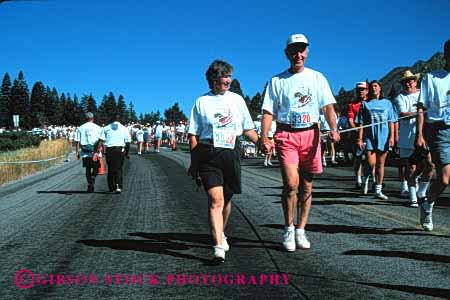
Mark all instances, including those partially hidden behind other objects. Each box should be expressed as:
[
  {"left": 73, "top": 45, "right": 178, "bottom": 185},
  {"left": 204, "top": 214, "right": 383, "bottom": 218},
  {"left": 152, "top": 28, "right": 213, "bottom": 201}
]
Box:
[
  {"left": 213, "top": 127, "right": 236, "bottom": 149},
  {"left": 290, "top": 111, "right": 312, "bottom": 128},
  {"left": 443, "top": 107, "right": 450, "bottom": 125}
]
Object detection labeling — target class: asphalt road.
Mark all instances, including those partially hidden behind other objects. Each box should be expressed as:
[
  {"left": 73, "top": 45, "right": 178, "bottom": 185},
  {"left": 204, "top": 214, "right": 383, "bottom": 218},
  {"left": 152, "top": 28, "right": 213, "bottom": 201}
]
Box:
[{"left": 0, "top": 146, "right": 449, "bottom": 300}]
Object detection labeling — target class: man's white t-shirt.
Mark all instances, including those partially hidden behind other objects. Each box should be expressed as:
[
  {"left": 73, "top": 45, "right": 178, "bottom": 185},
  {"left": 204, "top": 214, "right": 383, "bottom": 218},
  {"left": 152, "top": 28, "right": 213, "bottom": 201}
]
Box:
[
  {"left": 188, "top": 91, "right": 255, "bottom": 144},
  {"left": 75, "top": 122, "right": 102, "bottom": 146},
  {"left": 100, "top": 122, "right": 131, "bottom": 147},
  {"left": 262, "top": 68, "right": 336, "bottom": 128},
  {"left": 419, "top": 69, "right": 450, "bottom": 123},
  {"left": 75, "top": 122, "right": 102, "bottom": 158},
  {"left": 394, "top": 90, "right": 420, "bottom": 149}
]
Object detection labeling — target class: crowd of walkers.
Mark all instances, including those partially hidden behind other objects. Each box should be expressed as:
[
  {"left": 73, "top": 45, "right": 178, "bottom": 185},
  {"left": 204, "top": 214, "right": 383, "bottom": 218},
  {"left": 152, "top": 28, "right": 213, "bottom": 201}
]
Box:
[{"left": 72, "top": 33, "right": 449, "bottom": 264}]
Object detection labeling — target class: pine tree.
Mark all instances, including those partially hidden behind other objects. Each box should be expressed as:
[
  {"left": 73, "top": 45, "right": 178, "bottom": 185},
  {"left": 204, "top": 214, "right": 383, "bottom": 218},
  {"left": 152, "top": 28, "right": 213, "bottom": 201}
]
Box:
[
  {"left": 127, "top": 101, "right": 138, "bottom": 123},
  {"left": 30, "top": 81, "right": 46, "bottom": 127},
  {"left": 116, "top": 94, "right": 127, "bottom": 123},
  {"left": 0, "top": 73, "right": 12, "bottom": 128},
  {"left": 164, "top": 102, "right": 187, "bottom": 124},
  {"left": 80, "top": 93, "right": 97, "bottom": 115},
  {"left": 249, "top": 92, "right": 263, "bottom": 119},
  {"left": 10, "top": 71, "right": 30, "bottom": 128},
  {"left": 229, "top": 79, "right": 244, "bottom": 97},
  {"left": 72, "top": 94, "right": 84, "bottom": 125},
  {"left": 49, "top": 88, "right": 61, "bottom": 125}
]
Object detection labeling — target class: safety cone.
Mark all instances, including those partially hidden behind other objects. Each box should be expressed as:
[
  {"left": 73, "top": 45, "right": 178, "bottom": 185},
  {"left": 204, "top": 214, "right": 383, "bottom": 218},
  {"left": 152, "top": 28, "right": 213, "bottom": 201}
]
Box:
[{"left": 98, "top": 157, "right": 106, "bottom": 175}]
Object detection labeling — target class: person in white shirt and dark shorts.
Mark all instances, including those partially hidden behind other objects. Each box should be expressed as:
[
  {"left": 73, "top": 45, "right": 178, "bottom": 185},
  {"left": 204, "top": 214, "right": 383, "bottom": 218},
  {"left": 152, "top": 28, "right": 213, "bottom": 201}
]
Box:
[{"left": 188, "top": 60, "right": 259, "bottom": 263}]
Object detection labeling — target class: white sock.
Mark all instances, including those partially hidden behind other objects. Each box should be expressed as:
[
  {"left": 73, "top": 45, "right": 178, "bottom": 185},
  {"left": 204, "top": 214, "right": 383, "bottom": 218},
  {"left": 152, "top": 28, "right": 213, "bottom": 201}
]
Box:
[
  {"left": 372, "top": 176, "right": 376, "bottom": 183},
  {"left": 357, "top": 176, "right": 362, "bottom": 184},
  {"left": 296, "top": 228, "right": 305, "bottom": 235},
  {"left": 409, "top": 186, "right": 417, "bottom": 202},
  {"left": 375, "top": 184, "right": 382, "bottom": 194},
  {"left": 418, "top": 182, "right": 430, "bottom": 198},
  {"left": 285, "top": 226, "right": 294, "bottom": 232}
]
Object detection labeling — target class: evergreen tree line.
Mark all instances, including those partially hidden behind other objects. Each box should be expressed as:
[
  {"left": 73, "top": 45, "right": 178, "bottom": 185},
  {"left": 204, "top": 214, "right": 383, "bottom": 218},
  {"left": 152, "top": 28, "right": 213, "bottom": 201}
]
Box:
[
  {"left": 0, "top": 71, "right": 262, "bottom": 130},
  {"left": 0, "top": 71, "right": 140, "bottom": 129}
]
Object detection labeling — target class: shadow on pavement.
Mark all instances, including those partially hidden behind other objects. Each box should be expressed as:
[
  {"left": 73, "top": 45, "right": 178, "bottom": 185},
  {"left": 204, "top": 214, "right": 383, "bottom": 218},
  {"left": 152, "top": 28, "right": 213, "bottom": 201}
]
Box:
[
  {"left": 77, "top": 232, "right": 283, "bottom": 266},
  {"left": 289, "top": 272, "right": 450, "bottom": 299},
  {"left": 342, "top": 249, "right": 450, "bottom": 263},
  {"left": 260, "top": 224, "right": 450, "bottom": 238},
  {"left": 37, "top": 190, "right": 112, "bottom": 195}
]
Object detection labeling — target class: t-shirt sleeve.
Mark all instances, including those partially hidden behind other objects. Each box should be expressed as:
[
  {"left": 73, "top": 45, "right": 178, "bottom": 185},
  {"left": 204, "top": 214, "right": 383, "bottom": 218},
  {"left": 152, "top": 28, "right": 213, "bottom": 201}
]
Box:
[
  {"left": 239, "top": 97, "right": 255, "bottom": 131},
  {"left": 261, "top": 80, "right": 277, "bottom": 117},
  {"left": 393, "top": 95, "right": 405, "bottom": 115},
  {"left": 418, "top": 74, "right": 432, "bottom": 108},
  {"left": 388, "top": 101, "right": 398, "bottom": 122},
  {"left": 188, "top": 99, "right": 202, "bottom": 136},
  {"left": 318, "top": 73, "right": 336, "bottom": 108}
]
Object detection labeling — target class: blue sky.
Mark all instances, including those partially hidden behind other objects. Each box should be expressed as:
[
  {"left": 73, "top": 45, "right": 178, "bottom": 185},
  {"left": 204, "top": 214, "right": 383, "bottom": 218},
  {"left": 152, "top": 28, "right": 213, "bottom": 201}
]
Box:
[{"left": 1, "top": 0, "right": 449, "bottom": 117}]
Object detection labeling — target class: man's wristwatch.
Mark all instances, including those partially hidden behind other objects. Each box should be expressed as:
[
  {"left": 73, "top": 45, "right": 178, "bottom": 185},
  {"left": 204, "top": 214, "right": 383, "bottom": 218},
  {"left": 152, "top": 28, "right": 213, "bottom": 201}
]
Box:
[{"left": 330, "top": 128, "right": 338, "bottom": 132}]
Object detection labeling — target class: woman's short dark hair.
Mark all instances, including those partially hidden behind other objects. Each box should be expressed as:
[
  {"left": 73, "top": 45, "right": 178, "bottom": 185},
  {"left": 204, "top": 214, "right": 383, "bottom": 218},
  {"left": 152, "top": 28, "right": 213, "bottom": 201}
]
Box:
[
  {"left": 205, "top": 60, "right": 233, "bottom": 88},
  {"left": 368, "top": 80, "right": 384, "bottom": 99}
]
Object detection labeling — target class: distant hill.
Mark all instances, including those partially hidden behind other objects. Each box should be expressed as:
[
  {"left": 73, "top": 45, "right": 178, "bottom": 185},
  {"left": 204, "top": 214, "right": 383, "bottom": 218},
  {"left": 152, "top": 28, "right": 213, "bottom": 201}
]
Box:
[{"left": 335, "top": 52, "right": 445, "bottom": 113}]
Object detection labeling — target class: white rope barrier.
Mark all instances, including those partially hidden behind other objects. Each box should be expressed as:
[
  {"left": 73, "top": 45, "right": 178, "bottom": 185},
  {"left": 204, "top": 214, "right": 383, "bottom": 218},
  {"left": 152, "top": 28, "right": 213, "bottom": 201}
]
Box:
[{"left": 0, "top": 154, "right": 68, "bottom": 164}]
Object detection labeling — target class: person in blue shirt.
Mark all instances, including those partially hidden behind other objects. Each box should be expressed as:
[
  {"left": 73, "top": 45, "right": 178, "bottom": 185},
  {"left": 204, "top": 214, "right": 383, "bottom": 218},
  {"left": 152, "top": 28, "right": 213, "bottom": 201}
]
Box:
[{"left": 357, "top": 80, "right": 397, "bottom": 199}]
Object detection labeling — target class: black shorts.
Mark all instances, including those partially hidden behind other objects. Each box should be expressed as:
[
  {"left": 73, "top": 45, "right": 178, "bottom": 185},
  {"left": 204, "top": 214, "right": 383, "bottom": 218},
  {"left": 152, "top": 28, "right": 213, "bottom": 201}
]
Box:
[{"left": 197, "top": 144, "right": 241, "bottom": 196}]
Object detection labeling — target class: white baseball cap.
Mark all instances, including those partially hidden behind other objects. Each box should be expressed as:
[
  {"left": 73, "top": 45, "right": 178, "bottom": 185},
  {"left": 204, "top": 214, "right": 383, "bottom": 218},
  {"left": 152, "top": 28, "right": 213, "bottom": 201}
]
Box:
[{"left": 286, "top": 34, "right": 309, "bottom": 46}]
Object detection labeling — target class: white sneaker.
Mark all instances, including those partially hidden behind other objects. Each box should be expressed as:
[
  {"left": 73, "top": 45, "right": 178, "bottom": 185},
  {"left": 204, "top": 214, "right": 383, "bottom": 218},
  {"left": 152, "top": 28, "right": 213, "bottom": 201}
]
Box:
[
  {"left": 376, "top": 192, "right": 388, "bottom": 200},
  {"left": 419, "top": 198, "right": 434, "bottom": 231},
  {"left": 400, "top": 189, "right": 409, "bottom": 198},
  {"left": 222, "top": 234, "right": 229, "bottom": 252},
  {"left": 410, "top": 200, "right": 419, "bottom": 207},
  {"left": 295, "top": 230, "right": 311, "bottom": 249},
  {"left": 282, "top": 228, "right": 296, "bottom": 252},
  {"left": 264, "top": 160, "right": 268, "bottom": 167},
  {"left": 267, "top": 160, "right": 273, "bottom": 166},
  {"left": 322, "top": 159, "right": 327, "bottom": 167},
  {"left": 212, "top": 246, "right": 225, "bottom": 262}
]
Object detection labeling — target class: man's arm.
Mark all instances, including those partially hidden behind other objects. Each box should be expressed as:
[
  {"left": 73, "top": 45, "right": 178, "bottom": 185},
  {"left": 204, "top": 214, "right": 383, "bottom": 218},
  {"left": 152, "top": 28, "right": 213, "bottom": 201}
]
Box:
[
  {"left": 261, "top": 111, "right": 273, "bottom": 142},
  {"left": 243, "top": 129, "right": 259, "bottom": 144},
  {"left": 323, "top": 104, "right": 340, "bottom": 142},
  {"left": 416, "top": 105, "right": 426, "bottom": 148}
]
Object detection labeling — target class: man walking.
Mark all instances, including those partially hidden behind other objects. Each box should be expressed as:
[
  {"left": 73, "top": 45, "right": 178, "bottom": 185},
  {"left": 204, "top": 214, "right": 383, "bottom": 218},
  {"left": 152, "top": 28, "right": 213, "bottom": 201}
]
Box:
[
  {"left": 261, "top": 33, "right": 340, "bottom": 251},
  {"left": 99, "top": 115, "right": 131, "bottom": 194},
  {"left": 75, "top": 112, "right": 102, "bottom": 192},
  {"left": 416, "top": 39, "right": 450, "bottom": 231}
]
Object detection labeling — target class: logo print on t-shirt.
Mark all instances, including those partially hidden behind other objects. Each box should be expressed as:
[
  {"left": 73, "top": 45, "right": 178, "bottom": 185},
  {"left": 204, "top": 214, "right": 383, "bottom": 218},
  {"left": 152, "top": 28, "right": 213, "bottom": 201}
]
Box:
[
  {"left": 214, "top": 108, "right": 233, "bottom": 128},
  {"left": 294, "top": 90, "right": 312, "bottom": 107}
]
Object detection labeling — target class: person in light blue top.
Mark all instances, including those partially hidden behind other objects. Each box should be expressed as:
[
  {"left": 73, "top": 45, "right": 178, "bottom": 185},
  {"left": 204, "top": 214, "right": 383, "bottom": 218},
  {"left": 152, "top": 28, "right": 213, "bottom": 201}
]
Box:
[
  {"left": 357, "top": 80, "right": 397, "bottom": 200},
  {"left": 153, "top": 121, "right": 163, "bottom": 152}
]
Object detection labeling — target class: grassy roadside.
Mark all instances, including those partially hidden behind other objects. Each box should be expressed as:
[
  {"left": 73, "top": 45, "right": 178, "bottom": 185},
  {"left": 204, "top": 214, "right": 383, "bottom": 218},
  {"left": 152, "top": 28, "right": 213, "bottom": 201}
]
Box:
[{"left": 0, "top": 139, "right": 71, "bottom": 186}]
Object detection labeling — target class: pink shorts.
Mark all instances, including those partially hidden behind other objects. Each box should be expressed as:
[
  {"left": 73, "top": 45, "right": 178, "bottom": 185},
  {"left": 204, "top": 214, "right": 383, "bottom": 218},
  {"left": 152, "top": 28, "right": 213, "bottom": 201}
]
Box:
[{"left": 274, "top": 127, "right": 322, "bottom": 174}]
